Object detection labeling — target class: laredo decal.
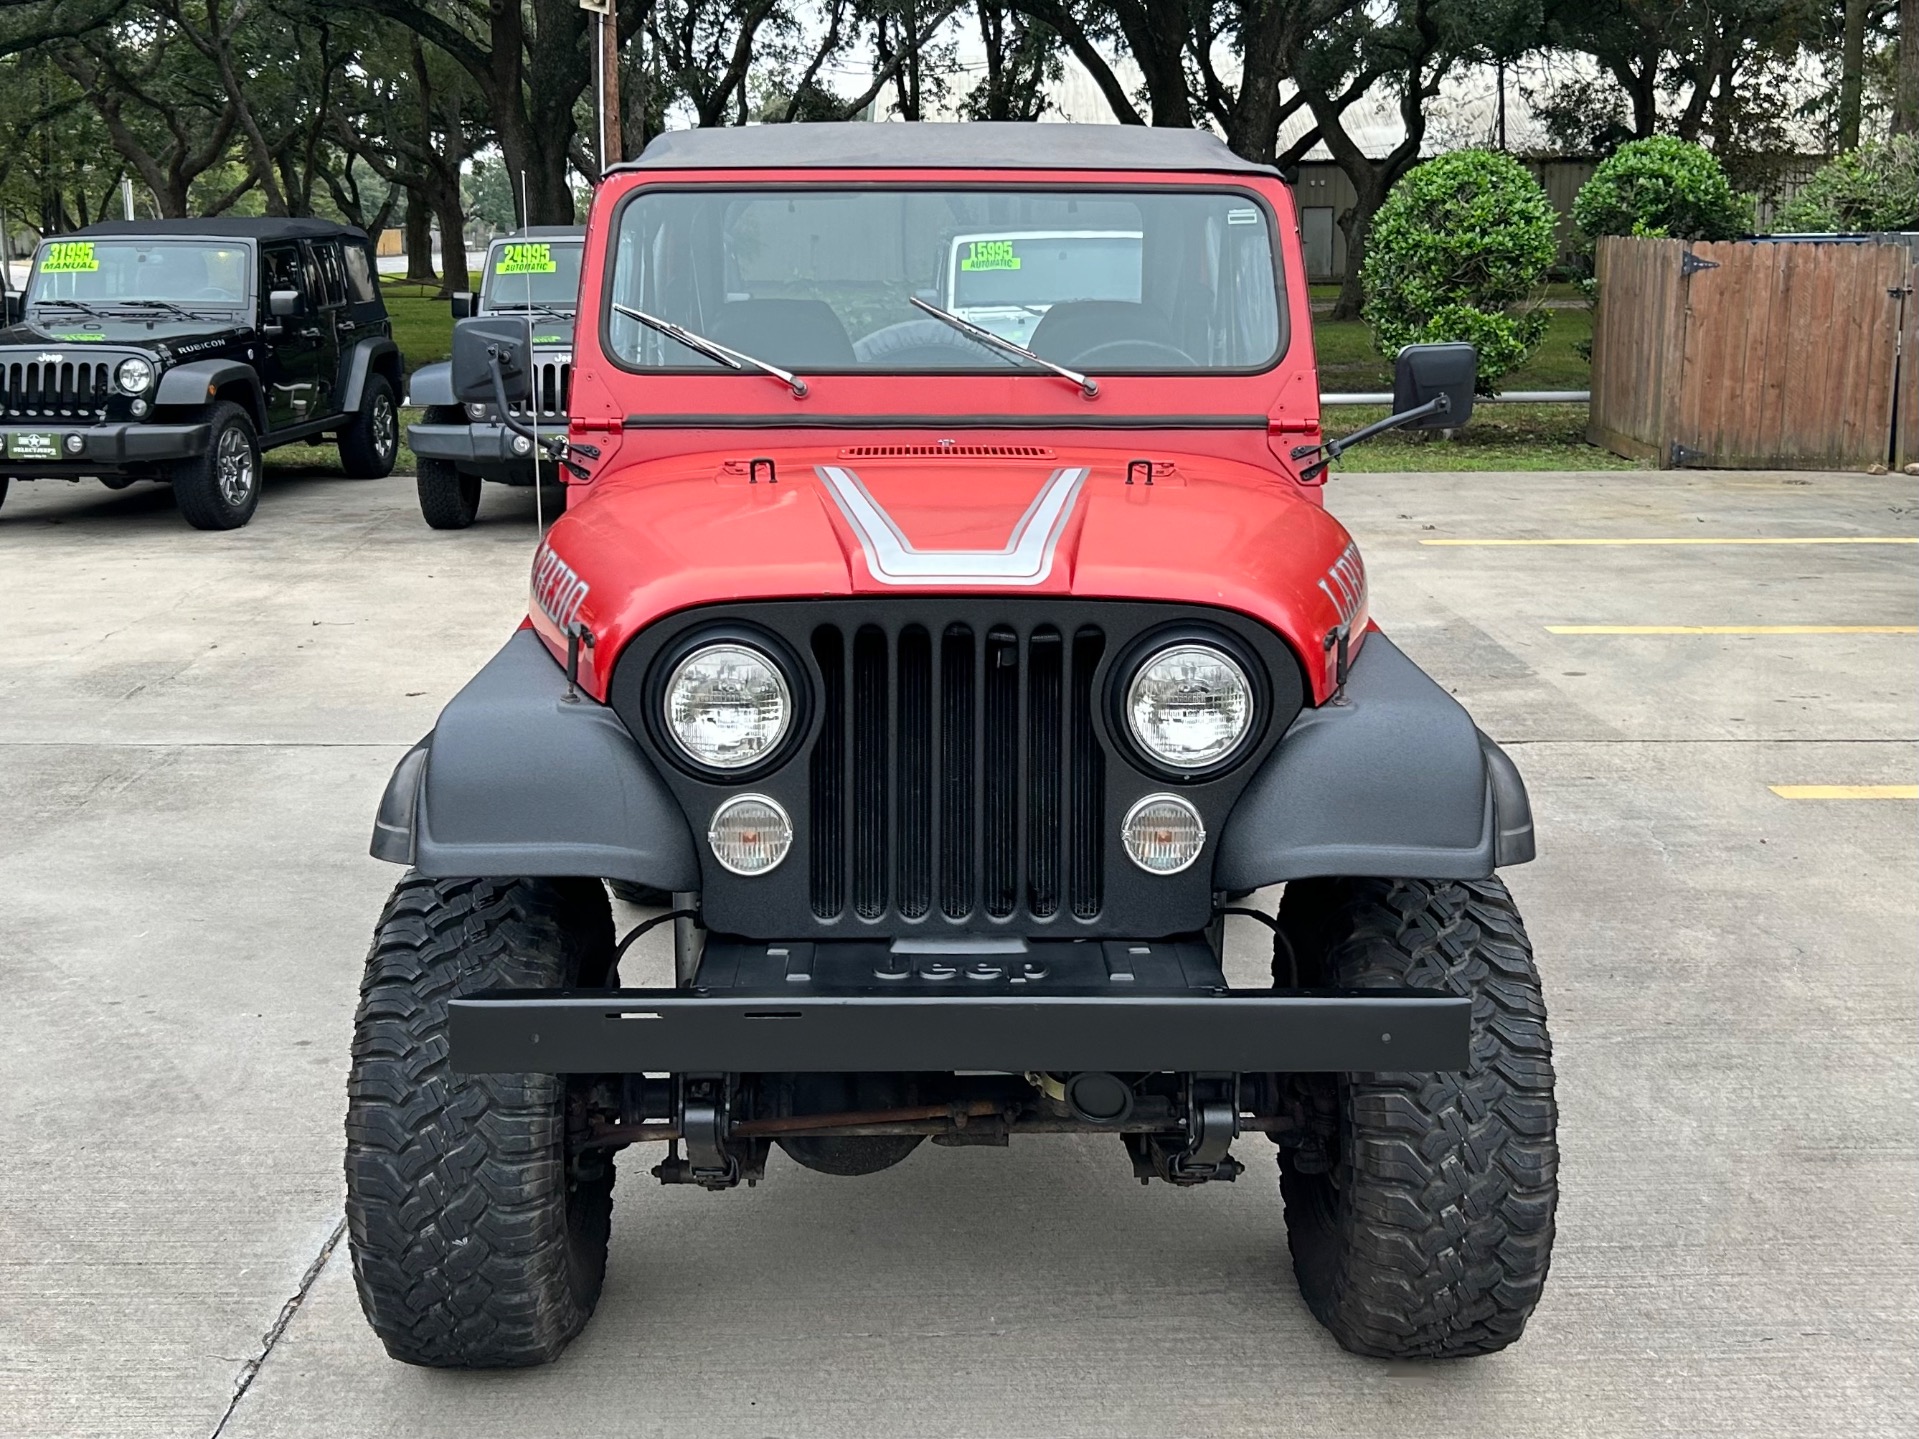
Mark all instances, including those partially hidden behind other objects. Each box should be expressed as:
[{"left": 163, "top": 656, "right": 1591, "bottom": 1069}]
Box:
[
  {"left": 1318, "top": 541, "right": 1367, "bottom": 630},
  {"left": 496, "top": 242, "right": 556, "bottom": 275},
  {"left": 41, "top": 241, "right": 98, "bottom": 273},
  {"left": 531, "top": 541, "right": 589, "bottom": 630},
  {"left": 816, "top": 464, "right": 1087, "bottom": 587}
]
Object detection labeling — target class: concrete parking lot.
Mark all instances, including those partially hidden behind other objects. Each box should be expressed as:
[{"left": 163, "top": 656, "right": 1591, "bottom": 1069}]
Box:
[{"left": 1, "top": 465, "right": 1913, "bottom": 1438}]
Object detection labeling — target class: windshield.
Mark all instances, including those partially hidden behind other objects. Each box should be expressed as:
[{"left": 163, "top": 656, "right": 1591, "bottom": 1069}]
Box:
[
  {"left": 26, "top": 239, "right": 249, "bottom": 308},
  {"left": 481, "top": 240, "right": 584, "bottom": 311},
  {"left": 606, "top": 187, "right": 1281, "bottom": 374}
]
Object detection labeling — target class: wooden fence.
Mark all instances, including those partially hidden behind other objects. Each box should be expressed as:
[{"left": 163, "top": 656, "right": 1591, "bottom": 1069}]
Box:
[{"left": 1590, "top": 235, "right": 1918, "bottom": 471}]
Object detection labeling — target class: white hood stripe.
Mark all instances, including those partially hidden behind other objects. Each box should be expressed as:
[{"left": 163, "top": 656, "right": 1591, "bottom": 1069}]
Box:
[{"left": 815, "top": 465, "right": 1089, "bottom": 587}]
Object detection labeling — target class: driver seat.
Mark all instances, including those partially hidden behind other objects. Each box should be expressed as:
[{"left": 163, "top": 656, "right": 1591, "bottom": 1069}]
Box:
[{"left": 1029, "top": 300, "right": 1177, "bottom": 367}]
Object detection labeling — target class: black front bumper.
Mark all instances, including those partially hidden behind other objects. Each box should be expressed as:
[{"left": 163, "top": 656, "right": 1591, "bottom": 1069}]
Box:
[
  {"left": 407, "top": 420, "right": 540, "bottom": 482},
  {"left": 1, "top": 420, "right": 210, "bottom": 475},
  {"left": 449, "top": 936, "right": 1470, "bottom": 1075}
]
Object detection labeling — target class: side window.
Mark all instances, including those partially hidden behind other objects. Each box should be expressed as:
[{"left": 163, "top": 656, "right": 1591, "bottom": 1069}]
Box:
[
  {"left": 261, "top": 243, "right": 306, "bottom": 307},
  {"left": 341, "top": 242, "right": 378, "bottom": 303},
  {"left": 310, "top": 242, "right": 346, "bottom": 308}
]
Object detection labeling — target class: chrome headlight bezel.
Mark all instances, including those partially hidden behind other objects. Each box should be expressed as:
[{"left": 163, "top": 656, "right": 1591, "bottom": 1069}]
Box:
[
  {"left": 658, "top": 639, "right": 795, "bottom": 776},
  {"left": 1121, "top": 639, "right": 1258, "bottom": 776},
  {"left": 115, "top": 357, "right": 154, "bottom": 394}
]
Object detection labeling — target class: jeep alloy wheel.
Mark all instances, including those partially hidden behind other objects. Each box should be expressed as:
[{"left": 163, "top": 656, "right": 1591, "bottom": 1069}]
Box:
[{"left": 170, "top": 401, "right": 262, "bottom": 530}]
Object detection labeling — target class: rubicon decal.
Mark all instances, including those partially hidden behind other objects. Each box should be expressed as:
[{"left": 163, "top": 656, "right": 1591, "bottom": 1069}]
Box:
[
  {"left": 816, "top": 464, "right": 1089, "bottom": 586},
  {"left": 1319, "top": 541, "right": 1366, "bottom": 630},
  {"left": 531, "top": 542, "right": 590, "bottom": 630}
]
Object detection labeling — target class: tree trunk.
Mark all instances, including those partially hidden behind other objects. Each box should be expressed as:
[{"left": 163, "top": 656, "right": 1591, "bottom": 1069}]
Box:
[
  {"left": 1331, "top": 171, "right": 1386, "bottom": 320},
  {"left": 404, "top": 194, "right": 436, "bottom": 283},
  {"left": 1839, "top": 0, "right": 1869, "bottom": 149},
  {"left": 430, "top": 182, "right": 467, "bottom": 297},
  {"left": 1894, "top": 0, "right": 1919, "bottom": 137}
]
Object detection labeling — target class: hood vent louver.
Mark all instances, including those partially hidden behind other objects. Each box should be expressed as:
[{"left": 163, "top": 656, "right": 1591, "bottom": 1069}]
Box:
[{"left": 837, "top": 444, "right": 1055, "bottom": 459}]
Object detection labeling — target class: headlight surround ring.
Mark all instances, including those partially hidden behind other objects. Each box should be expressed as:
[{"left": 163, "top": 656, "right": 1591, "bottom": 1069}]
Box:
[
  {"left": 1121, "top": 639, "right": 1258, "bottom": 776},
  {"left": 115, "top": 357, "right": 155, "bottom": 395},
  {"left": 661, "top": 641, "right": 793, "bottom": 773}
]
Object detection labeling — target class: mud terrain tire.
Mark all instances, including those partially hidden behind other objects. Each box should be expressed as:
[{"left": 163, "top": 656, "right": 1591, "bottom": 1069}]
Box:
[
  {"left": 345, "top": 874, "right": 617, "bottom": 1368},
  {"left": 417, "top": 459, "right": 481, "bottom": 529},
  {"left": 338, "top": 372, "right": 400, "bottom": 478},
  {"left": 170, "top": 401, "right": 260, "bottom": 530},
  {"left": 1275, "top": 876, "right": 1557, "bottom": 1359}
]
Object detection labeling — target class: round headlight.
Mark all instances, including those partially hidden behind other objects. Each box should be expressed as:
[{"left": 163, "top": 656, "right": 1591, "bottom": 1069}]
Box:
[
  {"left": 708, "top": 794, "right": 793, "bottom": 875},
  {"left": 1122, "top": 794, "right": 1206, "bottom": 874},
  {"left": 663, "top": 643, "right": 792, "bottom": 770},
  {"left": 1124, "top": 644, "right": 1254, "bottom": 770},
  {"left": 116, "top": 357, "right": 154, "bottom": 394}
]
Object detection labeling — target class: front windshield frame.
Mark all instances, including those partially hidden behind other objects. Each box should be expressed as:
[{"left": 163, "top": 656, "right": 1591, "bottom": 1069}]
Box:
[
  {"left": 480, "top": 239, "right": 585, "bottom": 313},
  {"left": 24, "top": 236, "right": 255, "bottom": 312},
  {"left": 598, "top": 182, "right": 1290, "bottom": 380}
]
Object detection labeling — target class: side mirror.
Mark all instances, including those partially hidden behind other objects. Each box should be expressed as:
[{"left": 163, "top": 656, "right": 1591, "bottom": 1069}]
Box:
[
  {"left": 452, "top": 315, "right": 533, "bottom": 407},
  {"left": 1392, "top": 342, "right": 1477, "bottom": 430},
  {"left": 450, "top": 291, "right": 474, "bottom": 319},
  {"left": 269, "top": 289, "right": 302, "bottom": 319}
]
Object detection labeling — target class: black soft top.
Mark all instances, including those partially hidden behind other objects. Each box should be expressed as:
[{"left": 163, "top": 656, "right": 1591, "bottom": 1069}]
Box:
[
  {"left": 490, "top": 226, "right": 586, "bottom": 242},
  {"left": 617, "top": 123, "right": 1276, "bottom": 177},
  {"left": 70, "top": 217, "right": 370, "bottom": 243}
]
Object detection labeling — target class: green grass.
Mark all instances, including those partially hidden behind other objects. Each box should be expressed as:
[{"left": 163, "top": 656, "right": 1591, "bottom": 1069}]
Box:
[
  {"left": 381, "top": 274, "right": 475, "bottom": 371},
  {"left": 1312, "top": 306, "right": 1593, "bottom": 393},
  {"left": 1320, "top": 403, "right": 1640, "bottom": 472}
]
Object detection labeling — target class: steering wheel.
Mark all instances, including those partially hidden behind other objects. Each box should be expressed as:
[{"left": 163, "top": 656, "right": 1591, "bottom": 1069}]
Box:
[{"left": 1061, "top": 338, "right": 1200, "bottom": 368}]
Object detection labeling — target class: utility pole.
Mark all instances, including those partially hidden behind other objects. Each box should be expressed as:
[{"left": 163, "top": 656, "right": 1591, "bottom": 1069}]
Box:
[
  {"left": 580, "top": 0, "right": 622, "bottom": 171},
  {"left": 1495, "top": 61, "right": 1507, "bottom": 151}
]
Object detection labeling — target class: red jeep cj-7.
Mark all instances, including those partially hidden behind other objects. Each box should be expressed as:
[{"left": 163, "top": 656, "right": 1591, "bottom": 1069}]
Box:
[{"left": 349, "top": 124, "right": 1556, "bottom": 1368}]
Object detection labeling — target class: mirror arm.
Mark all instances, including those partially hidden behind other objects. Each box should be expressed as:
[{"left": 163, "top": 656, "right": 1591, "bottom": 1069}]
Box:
[
  {"left": 487, "top": 349, "right": 596, "bottom": 480},
  {"left": 1291, "top": 393, "right": 1452, "bottom": 481}
]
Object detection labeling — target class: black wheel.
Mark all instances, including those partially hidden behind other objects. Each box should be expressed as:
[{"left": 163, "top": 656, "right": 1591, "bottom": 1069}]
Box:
[
  {"left": 170, "top": 401, "right": 261, "bottom": 530},
  {"left": 338, "top": 372, "right": 400, "bottom": 478},
  {"left": 345, "top": 874, "right": 617, "bottom": 1368},
  {"left": 1274, "top": 876, "right": 1557, "bottom": 1359},
  {"left": 417, "top": 457, "right": 481, "bottom": 529}
]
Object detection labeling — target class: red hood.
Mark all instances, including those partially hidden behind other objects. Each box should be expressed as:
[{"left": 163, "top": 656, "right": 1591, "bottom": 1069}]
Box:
[{"left": 527, "top": 445, "right": 1366, "bottom": 703}]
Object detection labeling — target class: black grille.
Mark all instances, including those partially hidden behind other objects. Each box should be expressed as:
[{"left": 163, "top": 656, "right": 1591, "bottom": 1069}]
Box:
[
  {"left": 809, "top": 619, "right": 1106, "bottom": 924},
  {"left": 508, "top": 353, "right": 570, "bottom": 418},
  {"left": 0, "top": 358, "right": 111, "bottom": 420}
]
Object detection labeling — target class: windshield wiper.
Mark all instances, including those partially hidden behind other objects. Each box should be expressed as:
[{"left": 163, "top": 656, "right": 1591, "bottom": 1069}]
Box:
[
  {"left": 611, "top": 302, "right": 807, "bottom": 398},
  {"left": 910, "top": 295, "right": 1098, "bottom": 399},
  {"left": 492, "top": 301, "right": 573, "bottom": 321},
  {"left": 31, "top": 299, "right": 111, "bottom": 318},
  {"left": 120, "top": 299, "right": 219, "bottom": 320}
]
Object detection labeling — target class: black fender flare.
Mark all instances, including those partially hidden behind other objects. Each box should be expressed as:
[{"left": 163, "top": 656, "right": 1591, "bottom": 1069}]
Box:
[
  {"left": 1214, "top": 632, "right": 1535, "bottom": 889},
  {"left": 339, "top": 336, "right": 403, "bottom": 412},
  {"left": 370, "top": 629, "right": 699, "bottom": 889},
  {"left": 154, "top": 359, "right": 265, "bottom": 429},
  {"left": 406, "top": 359, "right": 455, "bottom": 410}
]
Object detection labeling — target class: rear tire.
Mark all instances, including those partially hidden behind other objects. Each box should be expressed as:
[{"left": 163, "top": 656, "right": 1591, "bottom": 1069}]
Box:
[
  {"left": 170, "top": 402, "right": 260, "bottom": 530},
  {"left": 345, "top": 874, "right": 617, "bottom": 1368},
  {"left": 417, "top": 456, "right": 481, "bottom": 529},
  {"left": 1274, "top": 876, "right": 1557, "bottom": 1359},
  {"left": 338, "top": 372, "right": 399, "bottom": 478}
]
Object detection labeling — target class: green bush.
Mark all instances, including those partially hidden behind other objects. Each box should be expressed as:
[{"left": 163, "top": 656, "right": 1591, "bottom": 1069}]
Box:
[
  {"left": 1776, "top": 137, "right": 1919, "bottom": 233},
  {"left": 1572, "top": 136, "right": 1754, "bottom": 244},
  {"left": 1360, "top": 148, "right": 1557, "bottom": 391}
]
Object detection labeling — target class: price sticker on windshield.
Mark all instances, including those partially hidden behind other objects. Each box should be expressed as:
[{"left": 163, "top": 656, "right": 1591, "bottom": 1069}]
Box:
[
  {"left": 42, "top": 241, "right": 98, "bottom": 273},
  {"left": 496, "top": 242, "right": 556, "bottom": 275},
  {"left": 960, "top": 240, "right": 1021, "bottom": 272}
]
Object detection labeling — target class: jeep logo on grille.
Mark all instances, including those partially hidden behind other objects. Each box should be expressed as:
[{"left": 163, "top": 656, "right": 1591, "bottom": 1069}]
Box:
[{"left": 36, "top": 352, "right": 61, "bottom": 365}]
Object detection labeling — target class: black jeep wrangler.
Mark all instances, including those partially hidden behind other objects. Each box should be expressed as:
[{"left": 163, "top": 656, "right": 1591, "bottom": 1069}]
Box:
[
  {"left": 406, "top": 227, "right": 582, "bottom": 529},
  {"left": 0, "top": 217, "right": 403, "bottom": 529}
]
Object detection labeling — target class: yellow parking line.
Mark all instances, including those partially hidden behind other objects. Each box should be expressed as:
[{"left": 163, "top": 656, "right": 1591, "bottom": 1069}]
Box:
[
  {"left": 1421, "top": 537, "right": 1919, "bottom": 546},
  {"left": 1770, "top": 785, "right": 1919, "bottom": 800},
  {"left": 1547, "top": 625, "right": 1918, "bottom": 635}
]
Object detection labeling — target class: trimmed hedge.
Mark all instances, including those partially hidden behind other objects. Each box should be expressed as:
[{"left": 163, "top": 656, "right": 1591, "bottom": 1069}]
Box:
[
  {"left": 1572, "top": 136, "right": 1753, "bottom": 244},
  {"left": 1360, "top": 149, "right": 1557, "bottom": 391},
  {"left": 1776, "top": 137, "right": 1919, "bottom": 233}
]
